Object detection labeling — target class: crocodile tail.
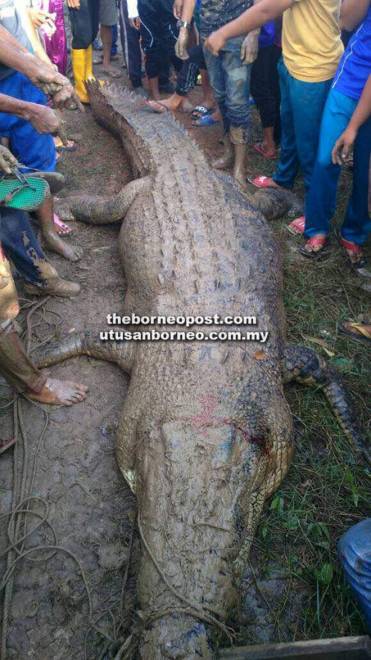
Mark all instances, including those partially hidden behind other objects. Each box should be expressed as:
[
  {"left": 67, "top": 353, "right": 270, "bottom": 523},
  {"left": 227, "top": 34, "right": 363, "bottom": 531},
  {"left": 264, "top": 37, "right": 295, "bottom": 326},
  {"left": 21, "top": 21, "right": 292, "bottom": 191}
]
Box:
[
  {"left": 323, "top": 371, "right": 370, "bottom": 465},
  {"left": 32, "top": 332, "right": 134, "bottom": 373}
]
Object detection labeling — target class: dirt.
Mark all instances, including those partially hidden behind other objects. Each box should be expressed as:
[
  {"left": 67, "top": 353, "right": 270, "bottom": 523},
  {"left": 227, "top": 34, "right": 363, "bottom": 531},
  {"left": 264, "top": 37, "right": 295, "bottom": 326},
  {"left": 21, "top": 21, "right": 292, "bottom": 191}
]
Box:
[{"left": 0, "top": 61, "right": 364, "bottom": 659}]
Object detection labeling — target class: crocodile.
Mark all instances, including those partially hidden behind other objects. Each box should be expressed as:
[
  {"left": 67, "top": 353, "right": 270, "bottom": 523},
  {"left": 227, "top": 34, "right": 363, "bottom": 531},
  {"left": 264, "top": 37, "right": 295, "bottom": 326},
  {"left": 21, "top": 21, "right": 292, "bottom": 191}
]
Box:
[{"left": 34, "top": 82, "right": 369, "bottom": 659}]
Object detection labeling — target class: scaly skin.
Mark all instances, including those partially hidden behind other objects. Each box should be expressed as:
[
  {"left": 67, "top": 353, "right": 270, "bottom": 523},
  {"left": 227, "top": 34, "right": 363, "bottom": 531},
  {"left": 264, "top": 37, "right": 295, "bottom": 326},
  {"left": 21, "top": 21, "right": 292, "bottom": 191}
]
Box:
[{"left": 35, "top": 83, "right": 368, "bottom": 658}]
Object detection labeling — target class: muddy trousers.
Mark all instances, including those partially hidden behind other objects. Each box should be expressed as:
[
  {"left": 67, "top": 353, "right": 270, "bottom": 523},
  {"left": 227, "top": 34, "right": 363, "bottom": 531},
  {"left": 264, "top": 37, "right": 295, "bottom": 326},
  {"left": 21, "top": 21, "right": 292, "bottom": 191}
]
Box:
[
  {"left": 68, "top": 0, "right": 99, "bottom": 49},
  {"left": 0, "top": 208, "right": 51, "bottom": 287}
]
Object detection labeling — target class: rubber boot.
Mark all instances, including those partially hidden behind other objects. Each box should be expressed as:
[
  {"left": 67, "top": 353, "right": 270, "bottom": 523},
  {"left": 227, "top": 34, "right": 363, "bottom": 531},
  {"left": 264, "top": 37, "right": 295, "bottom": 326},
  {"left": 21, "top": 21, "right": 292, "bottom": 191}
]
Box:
[
  {"left": 0, "top": 321, "right": 46, "bottom": 394},
  {"left": 85, "top": 44, "right": 95, "bottom": 82},
  {"left": 212, "top": 134, "right": 234, "bottom": 170},
  {"left": 71, "top": 48, "right": 90, "bottom": 104},
  {"left": 230, "top": 126, "right": 248, "bottom": 191}
]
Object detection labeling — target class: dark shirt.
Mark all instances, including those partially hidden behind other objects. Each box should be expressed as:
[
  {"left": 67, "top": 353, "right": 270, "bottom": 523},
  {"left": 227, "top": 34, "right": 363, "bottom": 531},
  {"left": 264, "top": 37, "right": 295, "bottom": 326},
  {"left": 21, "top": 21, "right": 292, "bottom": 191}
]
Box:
[
  {"left": 200, "top": 0, "right": 253, "bottom": 38},
  {"left": 0, "top": 0, "right": 33, "bottom": 80}
]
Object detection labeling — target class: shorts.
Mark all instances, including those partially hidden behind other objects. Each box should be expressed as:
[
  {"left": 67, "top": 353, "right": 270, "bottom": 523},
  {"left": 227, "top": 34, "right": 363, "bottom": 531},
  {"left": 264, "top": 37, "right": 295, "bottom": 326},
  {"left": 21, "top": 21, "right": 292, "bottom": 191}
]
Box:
[
  {"left": 0, "top": 71, "right": 56, "bottom": 172},
  {"left": 99, "top": 0, "right": 117, "bottom": 26}
]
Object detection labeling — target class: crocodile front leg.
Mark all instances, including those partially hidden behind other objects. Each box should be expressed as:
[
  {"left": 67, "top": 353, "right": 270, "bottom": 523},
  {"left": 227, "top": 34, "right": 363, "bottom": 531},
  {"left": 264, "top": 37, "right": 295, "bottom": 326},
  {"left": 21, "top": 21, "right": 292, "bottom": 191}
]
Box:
[
  {"left": 283, "top": 344, "right": 370, "bottom": 464},
  {"left": 70, "top": 175, "right": 152, "bottom": 225}
]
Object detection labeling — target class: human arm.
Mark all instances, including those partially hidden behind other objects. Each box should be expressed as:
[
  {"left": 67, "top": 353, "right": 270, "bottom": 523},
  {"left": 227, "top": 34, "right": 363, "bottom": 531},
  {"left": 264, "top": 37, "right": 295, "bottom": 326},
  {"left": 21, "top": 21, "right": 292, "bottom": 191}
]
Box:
[
  {"left": 340, "top": 0, "right": 370, "bottom": 32},
  {"left": 332, "top": 75, "right": 371, "bottom": 164},
  {"left": 0, "top": 26, "right": 83, "bottom": 109},
  {"left": 240, "top": 0, "right": 264, "bottom": 65},
  {"left": 127, "top": 0, "right": 140, "bottom": 28},
  {"left": 0, "top": 93, "right": 60, "bottom": 134},
  {"left": 174, "top": 0, "right": 196, "bottom": 59},
  {"left": 205, "top": 0, "right": 294, "bottom": 56}
]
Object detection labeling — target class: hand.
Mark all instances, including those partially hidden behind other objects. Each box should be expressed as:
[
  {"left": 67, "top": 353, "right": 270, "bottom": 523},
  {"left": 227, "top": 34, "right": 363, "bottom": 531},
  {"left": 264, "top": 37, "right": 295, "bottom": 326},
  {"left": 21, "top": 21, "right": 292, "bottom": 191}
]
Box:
[
  {"left": 205, "top": 29, "right": 226, "bottom": 56},
  {"left": 0, "top": 145, "right": 18, "bottom": 174},
  {"left": 67, "top": 0, "right": 80, "bottom": 8},
  {"left": 240, "top": 31, "right": 259, "bottom": 64},
  {"left": 27, "top": 60, "right": 84, "bottom": 110},
  {"left": 175, "top": 26, "right": 190, "bottom": 60},
  {"left": 332, "top": 125, "right": 357, "bottom": 165},
  {"left": 27, "top": 103, "right": 60, "bottom": 134},
  {"left": 28, "top": 8, "right": 50, "bottom": 28},
  {"left": 173, "top": 0, "right": 183, "bottom": 19},
  {"left": 129, "top": 16, "right": 140, "bottom": 29}
]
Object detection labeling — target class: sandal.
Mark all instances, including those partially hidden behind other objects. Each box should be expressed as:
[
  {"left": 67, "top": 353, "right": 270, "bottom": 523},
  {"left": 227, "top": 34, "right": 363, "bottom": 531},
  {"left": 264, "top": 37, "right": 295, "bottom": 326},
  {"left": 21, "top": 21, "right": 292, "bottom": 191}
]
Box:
[
  {"left": 192, "top": 114, "right": 220, "bottom": 127},
  {"left": 300, "top": 235, "right": 329, "bottom": 259},
  {"left": 0, "top": 171, "right": 49, "bottom": 211},
  {"left": 55, "top": 139, "right": 77, "bottom": 154},
  {"left": 287, "top": 216, "right": 305, "bottom": 235},
  {"left": 339, "top": 321, "right": 371, "bottom": 346},
  {"left": 53, "top": 213, "right": 72, "bottom": 236},
  {"left": 340, "top": 238, "right": 371, "bottom": 277},
  {"left": 247, "top": 175, "right": 280, "bottom": 189},
  {"left": 191, "top": 105, "right": 213, "bottom": 120},
  {"left": 0, "top": 436, "right": 16, "bottom": 455},
  {"left": 253, "top": 143, "right": 277, "bottom": 160},
  {"left": 144, "top": 99, "right": 168, "bottom": 114}
]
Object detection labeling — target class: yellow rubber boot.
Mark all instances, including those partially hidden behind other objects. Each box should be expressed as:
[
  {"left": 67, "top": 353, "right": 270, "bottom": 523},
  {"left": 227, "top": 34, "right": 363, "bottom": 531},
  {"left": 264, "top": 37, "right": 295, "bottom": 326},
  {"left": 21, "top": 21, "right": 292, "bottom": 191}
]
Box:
[
  {"left": 71, "top": 48, "right": 89, "bottom": 104},
  {"left": 85, "top": 44, "right": 95, "bottom": 82}
]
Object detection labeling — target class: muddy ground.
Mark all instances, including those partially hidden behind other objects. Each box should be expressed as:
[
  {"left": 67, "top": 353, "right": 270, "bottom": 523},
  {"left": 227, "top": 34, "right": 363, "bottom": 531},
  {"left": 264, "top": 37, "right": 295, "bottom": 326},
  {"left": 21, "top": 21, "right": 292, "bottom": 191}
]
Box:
[{"left": 0, "top": 59, "right": 369, "bottom": 660}]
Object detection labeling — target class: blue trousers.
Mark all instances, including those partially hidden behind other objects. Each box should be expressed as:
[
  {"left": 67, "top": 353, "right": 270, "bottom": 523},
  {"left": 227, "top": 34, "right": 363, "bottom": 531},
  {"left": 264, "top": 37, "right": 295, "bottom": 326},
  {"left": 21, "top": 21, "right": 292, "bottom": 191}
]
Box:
[
  {"left": 203, "top": 36, "right": 251, "bottom": 136},
  {"left": 305, "top": 89, "right": 371, "bottom": 245},
  {"left": 0, "top": 72, "right": 56, "bottom": 172},
  {"left": 273, "top": 60, "right": 332, "bottom": 190},
  {"left": 338, "top": 519, "right": 371, "bottom": 632}
]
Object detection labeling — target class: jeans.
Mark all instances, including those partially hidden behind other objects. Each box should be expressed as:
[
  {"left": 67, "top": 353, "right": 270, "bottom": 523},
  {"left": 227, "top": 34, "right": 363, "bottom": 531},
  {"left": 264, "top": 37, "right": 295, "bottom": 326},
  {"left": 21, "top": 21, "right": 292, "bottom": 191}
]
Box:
[
  {"left": 0, "top": 208, "right": 48, "bottom": 286},
  {"left": 305, "top": 89, "right": 371, "bottom": 245},
  {"left": 273, "top": 60, "right": 332, "bottom": 190},
  {"left": 338, "top": 519, "right": 371, "bottom": 632},
  {"left": 202, "top": 36, "right": 251, "bottom": 136}
]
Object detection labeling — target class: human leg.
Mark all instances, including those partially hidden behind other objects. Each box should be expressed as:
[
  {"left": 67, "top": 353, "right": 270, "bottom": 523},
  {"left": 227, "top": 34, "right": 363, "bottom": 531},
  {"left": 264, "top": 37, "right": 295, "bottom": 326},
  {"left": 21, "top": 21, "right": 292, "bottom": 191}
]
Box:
[
  {"left": 304, "top": 89, "right": 356, "bottom": 240},
  {"left": 119, "top": 0, "right": 143, "bottom": 89},
  {"left": 0, "top": 208, "right": 80, "bottom": 296},
  {"left": 341, "top": 117, "right": 371, "bottom": 246},
  {"left": 272, "top": 60, "right": 299, "bottom": 189}
]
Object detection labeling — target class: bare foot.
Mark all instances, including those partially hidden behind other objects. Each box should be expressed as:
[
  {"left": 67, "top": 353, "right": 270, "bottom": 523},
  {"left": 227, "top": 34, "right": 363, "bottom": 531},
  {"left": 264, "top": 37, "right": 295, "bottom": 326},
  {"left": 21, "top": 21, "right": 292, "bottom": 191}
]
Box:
[
  {"left": 43, "top": 230, "right": 83, "bottom": 262},
  {"left": 27, "top": 378, "right": 88, "bottom": 406},
  {"left": 101, "top": 66, "right": 121, "bottom": 79}
]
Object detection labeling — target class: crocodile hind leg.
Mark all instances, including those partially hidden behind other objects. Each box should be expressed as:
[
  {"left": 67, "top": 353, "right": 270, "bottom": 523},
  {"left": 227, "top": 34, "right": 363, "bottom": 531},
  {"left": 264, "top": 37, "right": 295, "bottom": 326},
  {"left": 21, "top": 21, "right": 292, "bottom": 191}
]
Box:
[
  {"left": 70, "top": 175, "right": 152, "bottom": 225},
  {"left": 283, "top": 344, "right": 370, "bottom": 464},
  {"left": 32, "top": 331, "right": 135, "bottom": 374}
]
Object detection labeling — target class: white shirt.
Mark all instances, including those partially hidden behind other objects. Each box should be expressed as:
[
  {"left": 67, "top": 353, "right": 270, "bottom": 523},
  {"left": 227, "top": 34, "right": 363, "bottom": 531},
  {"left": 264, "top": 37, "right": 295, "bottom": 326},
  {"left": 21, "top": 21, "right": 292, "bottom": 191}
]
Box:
[{"left": 127, "top": 0, "right": 138, "bottom": 19}]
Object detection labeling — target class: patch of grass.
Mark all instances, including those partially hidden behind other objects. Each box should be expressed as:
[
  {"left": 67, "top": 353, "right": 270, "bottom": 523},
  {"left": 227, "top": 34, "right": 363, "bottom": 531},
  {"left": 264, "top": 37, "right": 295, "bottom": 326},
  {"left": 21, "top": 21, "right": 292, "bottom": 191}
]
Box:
[{"left": 249, "top": 164, "right": 370, "bottom": 640}]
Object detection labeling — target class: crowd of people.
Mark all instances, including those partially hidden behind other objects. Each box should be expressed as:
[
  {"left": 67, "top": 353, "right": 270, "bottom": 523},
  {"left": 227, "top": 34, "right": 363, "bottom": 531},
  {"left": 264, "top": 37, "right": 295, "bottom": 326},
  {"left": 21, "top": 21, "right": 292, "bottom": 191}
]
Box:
[{"left": 0, "top": 0, "right": 369, "bottom": 635}]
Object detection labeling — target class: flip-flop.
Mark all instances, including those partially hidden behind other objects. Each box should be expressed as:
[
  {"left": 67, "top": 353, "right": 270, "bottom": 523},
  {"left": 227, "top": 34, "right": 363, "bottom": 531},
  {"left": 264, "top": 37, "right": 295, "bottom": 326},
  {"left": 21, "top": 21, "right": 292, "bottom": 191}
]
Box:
[
  {"left": 191, "top": 105, "right": 213, "bottom": 120},
  {"left": 340, "top": 238, "right": 371, "bottom": 277},
  {"left": 192, "top": 114, "right": 220, "bottom": 127},
  {"left": 0, "top": 174, "right": 49, "bottom": 211},
  {"left": 300, "top": 235, "right": 329, "bottom": 260},
  {"left": 253, "top": 143, "right": 277, "bottom": 160},
  {"left": 101, "top": 68, "right": 122, "bottom": 79},
  {"left": 287, "top": 216, "right": 305, "bottom": 235},
  {"left": 0, "top": 437, "right": 16, "bottom": 455},
  {"left": 53, "top": 213, "right": 73, "bottom": 236},
  {"left": 144, "top": 99, "right": 168, "bottom": 114},
  {"left": 247, "top": 175, "right": 279, "bottom": 189},
  {"left": 56, "top": 140, "right": 77, "bottom": 153},
  {"left": 339, "top": 321, "right": 371, "bottom": 345}
]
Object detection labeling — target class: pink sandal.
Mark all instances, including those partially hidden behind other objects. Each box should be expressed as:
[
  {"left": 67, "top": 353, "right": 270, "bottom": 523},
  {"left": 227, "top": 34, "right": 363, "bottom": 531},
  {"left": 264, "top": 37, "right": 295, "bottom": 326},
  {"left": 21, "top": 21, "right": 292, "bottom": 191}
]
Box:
[
  {"left": 253, "top": 143, "right": 277, "bottom": 160},
  {"left": 247, "top": 175, "right": 279, "bottom": 189},
  {"left": 287, "top": 216, "right": 305, "bottom": 235},
  {"left": 53, "top": 213, "right": 73, "bottom": 236},
  {"left": 300, "top": 235, "right": 329, "bottom": 259}
]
